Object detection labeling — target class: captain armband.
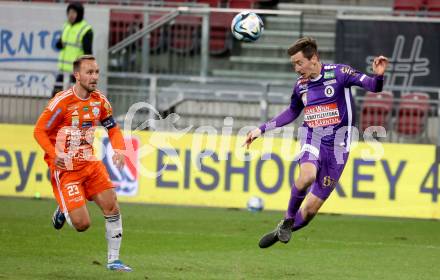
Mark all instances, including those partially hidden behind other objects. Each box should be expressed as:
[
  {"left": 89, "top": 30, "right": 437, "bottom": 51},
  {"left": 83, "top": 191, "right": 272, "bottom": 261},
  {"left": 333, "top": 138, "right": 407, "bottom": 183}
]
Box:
[{"left": 101, "top": 116, "right": 117, "bottom": 129}]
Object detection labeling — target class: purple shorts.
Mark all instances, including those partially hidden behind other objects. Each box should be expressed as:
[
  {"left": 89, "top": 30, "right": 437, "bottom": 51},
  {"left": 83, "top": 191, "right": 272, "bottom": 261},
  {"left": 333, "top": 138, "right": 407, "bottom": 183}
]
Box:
[{"left": 298, "top": 144, "right": 349, "bottom": 200}]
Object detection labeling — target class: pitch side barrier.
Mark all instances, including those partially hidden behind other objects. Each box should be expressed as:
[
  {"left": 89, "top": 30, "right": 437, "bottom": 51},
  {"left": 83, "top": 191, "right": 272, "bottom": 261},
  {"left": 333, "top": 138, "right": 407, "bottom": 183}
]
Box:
[{"left": 1, "top": 123, "right": 440, "bottom": 220}]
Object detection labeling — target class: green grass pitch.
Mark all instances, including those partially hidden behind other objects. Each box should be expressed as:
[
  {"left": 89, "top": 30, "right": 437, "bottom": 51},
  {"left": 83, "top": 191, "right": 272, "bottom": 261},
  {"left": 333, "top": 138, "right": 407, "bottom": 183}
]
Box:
[{"left": 1, "top": 196, "right": 439, "bottom": 279}]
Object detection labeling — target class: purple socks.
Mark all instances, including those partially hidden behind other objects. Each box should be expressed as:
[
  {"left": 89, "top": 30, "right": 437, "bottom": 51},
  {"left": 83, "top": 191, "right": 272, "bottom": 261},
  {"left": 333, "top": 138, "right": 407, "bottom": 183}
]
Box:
[
  {"left": 292, "top": 209, "right": 309, "bottom": 231},
  {"left": 285, "top": 184, "right": 307, "bottom": 219}
]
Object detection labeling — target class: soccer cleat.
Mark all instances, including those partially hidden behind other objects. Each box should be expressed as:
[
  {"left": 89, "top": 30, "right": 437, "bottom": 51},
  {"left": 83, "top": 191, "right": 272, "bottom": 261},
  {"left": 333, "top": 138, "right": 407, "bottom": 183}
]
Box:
[
  {"left": 258, "top": 218, "right": 294, "bottom": 248},
  {"left": 277, "top": 218, "right": 294, "bottom": 243},
  {"left": 258, "top": 229, "right": 279, "bottom": 248},
  {"left": 107, "top": 260, "right": 133, "bottom": 272},
  {"left": 52, "top": 206, "right": 65, "bottom": 230}
]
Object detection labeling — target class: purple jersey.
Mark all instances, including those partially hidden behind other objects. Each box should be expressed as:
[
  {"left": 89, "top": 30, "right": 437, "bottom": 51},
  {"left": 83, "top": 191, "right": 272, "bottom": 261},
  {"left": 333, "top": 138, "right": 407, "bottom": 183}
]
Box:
[{"left": 260, "top": 63, "right": 383, "bottom": 149}]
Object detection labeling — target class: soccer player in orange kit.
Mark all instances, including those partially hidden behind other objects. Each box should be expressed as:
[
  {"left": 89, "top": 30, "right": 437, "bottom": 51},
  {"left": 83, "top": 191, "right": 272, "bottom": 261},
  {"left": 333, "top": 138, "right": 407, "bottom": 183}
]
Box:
[{"left": 34, "top": 55, "right": 132, "bottom": 272}]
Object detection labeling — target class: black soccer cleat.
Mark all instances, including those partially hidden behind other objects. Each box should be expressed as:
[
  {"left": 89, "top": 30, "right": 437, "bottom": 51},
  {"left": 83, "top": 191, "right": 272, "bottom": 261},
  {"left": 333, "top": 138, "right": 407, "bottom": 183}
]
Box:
[
  {"left": 277, "top": 218, "right": 294, "bottom": 244},
  {"left": 258, "top": 229, "right": 279, "bottom": 248},
  {"left": 52, "top": 206, "right": 66, "bottom": 230},
  {"left": 258, "top": 218, "right": 294, "bottom": 248}
]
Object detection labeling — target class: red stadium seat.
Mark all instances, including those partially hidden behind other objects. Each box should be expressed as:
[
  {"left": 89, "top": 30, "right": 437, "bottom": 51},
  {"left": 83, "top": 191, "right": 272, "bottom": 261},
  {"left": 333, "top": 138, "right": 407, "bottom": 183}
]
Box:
[
  {"left": 228, "top": 0, "right": 256, "bottom": 8},
  {"left": 148, "top": 14, "right": 167, "bottom": 52},
  {"left": 360, "top": 91, "right": 394, "bottom": 133},
  {"left": 109, "top": 12, "right": 144, "bottom": 47},
  {"left": 393, "top": 0, "right": 425, "bottom": 16},
  {"left": 109, "top": 11, "right": 167, "bottom": 51},
  {"left": 197, "top": 0, "right": 221, "bottom": 7},
  {"left": 426, "top": 0, "right": 440, "bottom": 15},
  {"left": 209, "top": 12, "right": 234, "bottom": 55},
  {"left": 169, "top": 16, "right": 202, "bottom": 53},
  {"left": 395, "top": 92, "right": 430, "bottom": 137}
]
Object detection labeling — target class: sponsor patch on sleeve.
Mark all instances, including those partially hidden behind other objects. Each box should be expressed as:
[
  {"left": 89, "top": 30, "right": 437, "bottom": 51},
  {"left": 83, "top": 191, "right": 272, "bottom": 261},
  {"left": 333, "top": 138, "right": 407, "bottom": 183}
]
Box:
[{"left": 340, "top": 66, "right": 356, "bottom": 76}]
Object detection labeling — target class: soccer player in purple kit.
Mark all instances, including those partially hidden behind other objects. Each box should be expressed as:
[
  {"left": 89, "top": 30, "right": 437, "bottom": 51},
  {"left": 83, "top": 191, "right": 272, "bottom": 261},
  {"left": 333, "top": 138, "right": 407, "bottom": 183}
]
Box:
[{"left": 243, "top": 37, "right": 389, "bottom": 248}]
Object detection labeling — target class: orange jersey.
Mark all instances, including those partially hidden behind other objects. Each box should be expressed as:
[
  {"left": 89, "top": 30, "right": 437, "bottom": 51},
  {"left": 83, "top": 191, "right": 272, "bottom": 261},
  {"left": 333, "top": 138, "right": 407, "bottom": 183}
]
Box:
[{"left": 34, "top": 87, "right": 125, "bottom": 170}]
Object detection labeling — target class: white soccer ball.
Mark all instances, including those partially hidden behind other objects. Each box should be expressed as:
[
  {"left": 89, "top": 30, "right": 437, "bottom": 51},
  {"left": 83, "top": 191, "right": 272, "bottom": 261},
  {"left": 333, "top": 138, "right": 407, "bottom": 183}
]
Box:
[
  {"left": 247, "top": 196, "right": 264, "bottom": 212},
  {"left": 231, "top": 11, "right": 264, "bottom": 42}
]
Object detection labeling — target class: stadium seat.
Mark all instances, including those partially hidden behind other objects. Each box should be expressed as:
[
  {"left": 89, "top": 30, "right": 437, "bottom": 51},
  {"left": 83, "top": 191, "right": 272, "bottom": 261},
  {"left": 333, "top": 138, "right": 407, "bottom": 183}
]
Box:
[
  {"left": 148, "top": 14, "right": 167, "bottom": 52},
  {"left": 169, "top": 15, "right": 202, "bottom": 53},
  {"left": 209, "top": 12, "right": 233, "bottom": 55},
  {"left": 197, "top": 0, "right": 221, "bottom": 7},
  {"left": 360, "top": 91, "right": 394, "bottom": 133},
  {"left": 426, "top": 0, "right": 440, "bottom": 15},
  {"left": 109, "top": 11, "right": 143, "bottom": 47},
  {"left": 109, "top": 11, "right": 167, "bottom": 52},
  {"left": 395, "top": 92, "right": 430, "bottom": 138},
  {"left": 228, "top": 0, "right": 256, "bottom": 8},
  {"left": 393, "top": 0, "right": 425, "bottom": 16}
]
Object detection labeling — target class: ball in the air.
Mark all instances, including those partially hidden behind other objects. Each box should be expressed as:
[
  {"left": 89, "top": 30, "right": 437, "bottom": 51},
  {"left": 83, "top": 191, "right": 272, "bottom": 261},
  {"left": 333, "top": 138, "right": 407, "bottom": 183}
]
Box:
[{"left": 231, "top": 11, "right": 264, "bottom": 42}]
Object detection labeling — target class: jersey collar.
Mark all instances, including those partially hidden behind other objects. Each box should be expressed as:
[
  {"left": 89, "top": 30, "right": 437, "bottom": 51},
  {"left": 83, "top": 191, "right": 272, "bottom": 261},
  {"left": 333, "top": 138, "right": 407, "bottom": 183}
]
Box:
[{"left": 72, "top": 86, "right": 92, "bottom": 101}]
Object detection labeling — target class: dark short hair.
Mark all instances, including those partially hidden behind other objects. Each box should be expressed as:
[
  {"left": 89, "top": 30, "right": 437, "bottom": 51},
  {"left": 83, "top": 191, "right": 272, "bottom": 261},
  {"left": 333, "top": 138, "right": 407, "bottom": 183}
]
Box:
[
  {"left": 73, "top": 55, "right": 96, "bottom": 73},
  {"left": 287, "top": 37, "right": 318, "bottom": 60}
]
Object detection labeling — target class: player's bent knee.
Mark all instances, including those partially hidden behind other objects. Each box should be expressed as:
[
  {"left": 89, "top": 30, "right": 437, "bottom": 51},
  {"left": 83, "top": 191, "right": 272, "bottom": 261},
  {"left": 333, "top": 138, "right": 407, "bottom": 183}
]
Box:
[
  {"left": 75, "top": 223, "right": 90, "bottom": 232},
  {"left": 73, "top": 220, "right": 90, "bottom": 232}
]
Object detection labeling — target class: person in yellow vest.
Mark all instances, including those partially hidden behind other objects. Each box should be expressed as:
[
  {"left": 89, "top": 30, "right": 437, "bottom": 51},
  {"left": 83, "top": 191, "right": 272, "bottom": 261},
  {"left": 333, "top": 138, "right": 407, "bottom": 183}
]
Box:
[{"left": 52, "top": 2, "right": 93, "bottom": 97}]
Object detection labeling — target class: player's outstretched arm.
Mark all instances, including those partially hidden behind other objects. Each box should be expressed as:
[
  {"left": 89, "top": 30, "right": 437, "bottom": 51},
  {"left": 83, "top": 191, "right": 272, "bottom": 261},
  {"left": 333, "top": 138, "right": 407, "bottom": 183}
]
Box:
[
  {"left": 243, "top": 128, "right": 262, "bottom": 149},
  {"left": 243, "top": 105, "right": 301, "bottom": 149},
  {"left": 342, "top": 56, "right": 389, "bottom": 93}
]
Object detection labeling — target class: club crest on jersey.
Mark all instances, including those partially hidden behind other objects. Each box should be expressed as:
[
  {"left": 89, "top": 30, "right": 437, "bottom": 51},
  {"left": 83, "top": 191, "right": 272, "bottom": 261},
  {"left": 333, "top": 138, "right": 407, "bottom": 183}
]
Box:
[
  {"left": 71, "top": 116, "right": 79, "bottom": 127},
  {"left": 92, "top": 107, "right": 100, "bottom": 117},
  {"left": 324, "top": 71, "right": 335, "bottom": 79},
  {"left": 324, "top": 85, "right": 335, "bottom": 97}
]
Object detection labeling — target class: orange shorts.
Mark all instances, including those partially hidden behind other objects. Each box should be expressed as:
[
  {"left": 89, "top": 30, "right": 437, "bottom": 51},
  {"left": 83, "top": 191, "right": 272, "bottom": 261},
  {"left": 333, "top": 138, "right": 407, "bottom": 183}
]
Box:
[{"left": 50, "top": 161, "right": 113, "bottom": 213}]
